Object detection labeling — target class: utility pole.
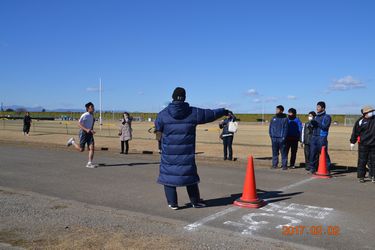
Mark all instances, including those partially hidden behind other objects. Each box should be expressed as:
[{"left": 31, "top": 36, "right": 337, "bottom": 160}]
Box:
[{"left": 99, "top": 78, "right": 103, "bottom": 130}]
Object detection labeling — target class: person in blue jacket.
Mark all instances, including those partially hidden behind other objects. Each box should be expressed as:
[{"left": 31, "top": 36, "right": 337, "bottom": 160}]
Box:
[
  {"left": 309, "top": 101, "right": 332, "bottom": 174},
  {"left": 269, "top": 105, "right": 289, "bottom": 170},
  {"left": 155, "top": 87, "right": 229, "bottom": 210},
  {"left": 286, "top": 108, "right": 303, "bottom": 168}
]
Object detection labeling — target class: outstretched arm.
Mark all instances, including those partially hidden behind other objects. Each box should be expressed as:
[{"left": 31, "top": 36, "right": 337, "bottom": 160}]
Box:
[{"left": 196, "top": 108, "right": 228, "bottom": 124}]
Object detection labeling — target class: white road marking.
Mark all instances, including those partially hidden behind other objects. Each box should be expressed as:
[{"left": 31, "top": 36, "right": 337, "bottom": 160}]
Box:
[
  {"left": 260, "top": 202, "right": 334, "bottom": 219},
  {"left": 184, "top": 206, "right": 240, "bottom": 231},
  {"left": 225, "top": 213, "right": 303, "bottom": 235},
  {"left": 276, "top": 177, "right": 315, "bottom": 192},
  {"left": 184, "top": 177, "right": 316, "bottom": 231}
]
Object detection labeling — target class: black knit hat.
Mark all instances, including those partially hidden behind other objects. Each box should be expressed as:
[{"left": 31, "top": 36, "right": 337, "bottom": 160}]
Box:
[
  {"left": 317, "top": 101, "right": 326, "bottom": 109},
  {"left": 172, "top": 87, "right": 186, "bottom": 101},
  {"left": 288, "top": 108, "right": 297, "bottom": 115},
  {"left": 276, "top": 105, "right": 284, "bottom": 112}
]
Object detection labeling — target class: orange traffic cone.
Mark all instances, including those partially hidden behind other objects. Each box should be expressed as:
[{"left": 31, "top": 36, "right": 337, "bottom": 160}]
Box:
[
  {"left": 313, "top": 146, "right": 331, "bottom": 179},
  {"left": 234, "top": 156, "right": 266, "bottom": 208}
]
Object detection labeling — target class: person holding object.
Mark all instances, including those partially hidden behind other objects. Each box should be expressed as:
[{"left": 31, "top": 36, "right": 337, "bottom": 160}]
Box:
[
  {"left": 301, "top": 111, "right": 317, "bottom": 170},
  {"left": 66, "top": 102, "right": 97, "bottom": 168},
  {"left": 148, "top": 126, "right": 162, "bottom": 154},
  {"left": 350, "top": 106, "right": 375, "bottom": 183},
  {"left": 308, "top": 101, "right": 331, "bottom": 174},
  {"left": 219, "top": 111, "right": 237, "bottom": 161},
  {"left": 23, "top": 112, "right": 32, "bottom": 136},
  {"left": 269, "top": 105, "right": 289, "bottom": 170},
  {"left": 155, "top": 87, "right": 230, "bottom": 210},
  {"left": 286, "top": 108, "right": 303, "bottom": 168},
  {"left": 118, "top": 112, "right": 133, "bottom": 154}
]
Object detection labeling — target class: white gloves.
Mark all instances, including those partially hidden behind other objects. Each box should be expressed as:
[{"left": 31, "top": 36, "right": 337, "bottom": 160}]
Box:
[{"left": 350, "top": 144, "right": 355, "bottom": 151}]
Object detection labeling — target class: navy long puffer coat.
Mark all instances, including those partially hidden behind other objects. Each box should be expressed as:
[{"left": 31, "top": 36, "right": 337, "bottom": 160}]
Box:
[{"left": 155, "top": 101, "right": 227, "bottom": 187}]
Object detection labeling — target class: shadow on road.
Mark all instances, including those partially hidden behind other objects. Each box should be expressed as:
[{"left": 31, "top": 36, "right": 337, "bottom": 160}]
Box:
[
  {"left": 97, "top": 162, "right": 160, "bottom": 167},
  {"left": 201, "top": 190, "right": 302, "bottom": 208},
  {"left": 258, "top": 189, "right": 303, "bottom": 203},
  {"left": 204, "top": 193, "right": 242, "bottom": 207}
]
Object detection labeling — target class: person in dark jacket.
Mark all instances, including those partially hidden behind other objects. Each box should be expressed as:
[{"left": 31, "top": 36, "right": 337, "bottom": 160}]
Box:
[
  {"left": 350, "top": 106, "right": 375, "bottom": 183},
  {"left": 301, "top": 111, "right": 316, "bottom": 170},
  {"left": 269, "top": 105, "right": 289, "bottom": 170},
  {"left": 286, "top": 108, "right": 303, "bottom": 168},
  {"left": 309, "top": 101, "right": 332, "bottom": 174},
  {"left": 219, "top": 112, "right": 237, "bottom": 161},
  {"left": 23, "top": 112, "right": 32, "bottom": 136},
  {"left": 155, "top": 87, "right": 229, "bottom": 210}
]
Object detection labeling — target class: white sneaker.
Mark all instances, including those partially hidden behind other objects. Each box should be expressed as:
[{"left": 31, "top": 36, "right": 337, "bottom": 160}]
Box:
[
  {"left": 86, "top": 162, "right": 97, "bottom": 169},
  {"left": 168, "top": 205, "right": 179, "bottom": 210},
  {"left": 67, "top": 137, "right": 75, "bottom": 147}
]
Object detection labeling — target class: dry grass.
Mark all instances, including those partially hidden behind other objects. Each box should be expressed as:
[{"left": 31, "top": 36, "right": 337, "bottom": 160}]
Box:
[{"left": 0, "top": 226, "right": 183, "bottom": 250}]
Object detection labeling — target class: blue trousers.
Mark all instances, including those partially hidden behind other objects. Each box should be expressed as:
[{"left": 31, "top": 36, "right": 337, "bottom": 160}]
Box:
[
  {"left": 309, "top": 136, "right": 331, "bottom": 172},
  {"left": 164, "top": 184, "right": 200, "bottom": 206},
  {"left": 223, "top": 136, "right": 234, "bottom": 160},
  {"left": 271, "top": 138, "right": 287, "bottom": 167}
]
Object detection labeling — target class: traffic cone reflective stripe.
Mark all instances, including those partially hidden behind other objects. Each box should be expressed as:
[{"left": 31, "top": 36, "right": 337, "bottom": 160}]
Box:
[
  {"left": 314, "top": 146, "right": 331, "bottom": 179},
  {"left": 233, "top": 156, "right": 266, "bottom": 208}
]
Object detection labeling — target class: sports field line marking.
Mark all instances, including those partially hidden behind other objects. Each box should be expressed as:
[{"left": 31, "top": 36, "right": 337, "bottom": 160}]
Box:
[
  {"left": 184, "top": 177, "right": 315, "bottom": 231},
  {"left": 273, "top": 177, "right": 315, "bottom": 193}
]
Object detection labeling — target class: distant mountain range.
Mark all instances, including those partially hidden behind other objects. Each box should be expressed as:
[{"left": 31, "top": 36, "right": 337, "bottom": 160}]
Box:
[{"left": 1, "top": 105, "right": 84, "bottom": 112}]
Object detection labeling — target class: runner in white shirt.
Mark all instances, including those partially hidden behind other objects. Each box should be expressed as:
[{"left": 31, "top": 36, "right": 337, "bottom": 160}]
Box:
[{"left": 67, "top": 102, "right": 97, "bottom": 168}]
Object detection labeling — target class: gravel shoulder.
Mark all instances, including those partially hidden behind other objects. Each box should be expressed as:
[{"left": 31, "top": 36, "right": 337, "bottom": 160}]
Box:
[{"left": 0, "top": 186, "right": 305, "bottom": 250}]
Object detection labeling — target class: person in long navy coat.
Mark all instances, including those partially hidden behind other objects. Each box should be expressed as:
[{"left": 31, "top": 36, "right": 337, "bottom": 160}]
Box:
[{"left": 155, "top": 87, "right": 229, "bottom": 210}]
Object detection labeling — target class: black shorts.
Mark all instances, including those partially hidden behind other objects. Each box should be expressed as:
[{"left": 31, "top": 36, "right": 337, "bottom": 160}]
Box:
[{"left": 79, "top": 130, "right": 94, "bottom": 149}]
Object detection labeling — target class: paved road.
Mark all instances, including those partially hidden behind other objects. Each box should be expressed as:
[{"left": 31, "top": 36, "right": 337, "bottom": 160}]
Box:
[{"left": 0, "top": 143, "right": 374, "bottom": 249}]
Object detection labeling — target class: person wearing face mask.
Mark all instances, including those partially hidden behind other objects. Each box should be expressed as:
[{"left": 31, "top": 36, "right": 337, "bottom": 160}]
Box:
[
  {"left": 350, "top": 106, "right": 375, "bottom": 183},
  {"left": 118, "top": 112, "right": 133, "bottom": 154},
  {"left": 301, "top": 111, "right": 317, "bottom": 170},
  {"left": 269, "top": 105, "right": 289, "bottom": 170},
  {"left": 309, "top": 101, "right": 332, "bottom": 174},
  {"left": 285, "top": 108, "right": 303, "bottom": 168},
  {"left": 219, "top": 111, "right": 237, "bottom": 161}
]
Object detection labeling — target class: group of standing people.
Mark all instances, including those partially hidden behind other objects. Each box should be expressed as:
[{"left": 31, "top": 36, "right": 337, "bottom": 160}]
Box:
[
  {"left": 63, "top": 88, "right": 372, "bottom": 212},
  {"left": 269, "top": 101, "right": 331, "bottom": 174}
]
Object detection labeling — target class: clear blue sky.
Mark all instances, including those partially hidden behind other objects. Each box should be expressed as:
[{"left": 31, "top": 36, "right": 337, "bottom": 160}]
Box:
[{"left": 1, "top": 0, "right": 374, "bottom": 114}]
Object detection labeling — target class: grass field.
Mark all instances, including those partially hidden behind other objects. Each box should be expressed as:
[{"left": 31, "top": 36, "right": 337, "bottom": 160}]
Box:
[
  {"left": 0, "top": 119, "right": 358, "bottom": 168},
  {"left": 0, "top": 111, "right": 353, "bottom": 123}
]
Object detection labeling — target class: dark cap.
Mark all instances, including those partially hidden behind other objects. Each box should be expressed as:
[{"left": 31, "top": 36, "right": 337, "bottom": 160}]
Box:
[
  {"left": 172, "top": 87, "right": 186, "bottom": 102},
  {"left": 276, "top": 105, "right": 284, "bottom": 112}
]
